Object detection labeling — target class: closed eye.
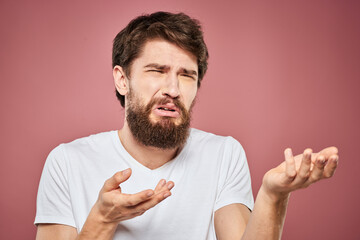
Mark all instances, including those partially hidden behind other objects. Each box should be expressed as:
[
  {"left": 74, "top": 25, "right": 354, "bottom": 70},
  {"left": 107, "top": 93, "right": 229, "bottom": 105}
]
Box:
[
  {"left": 148, "top": 69, "right": 164, "bottom": 73},
  {"left": 180, "top": 74, "right": 195, "bottom": 80}
]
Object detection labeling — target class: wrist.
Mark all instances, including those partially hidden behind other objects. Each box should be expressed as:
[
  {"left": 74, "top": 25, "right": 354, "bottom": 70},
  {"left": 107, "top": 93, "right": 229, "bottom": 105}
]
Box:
[
  {"left": 258, "top": 185, "right": 290, "bottom": 205},
  {"left": 78, "top": 204, "right": 119, "bottom": 240},
  {"left": 90, "top": 202, "right": 119, "bottom": 225}
]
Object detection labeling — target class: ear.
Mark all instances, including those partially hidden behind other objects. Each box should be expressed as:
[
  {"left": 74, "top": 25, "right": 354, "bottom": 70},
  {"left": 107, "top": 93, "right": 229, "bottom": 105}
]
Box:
[{"left": 113, "top": 65, "right": 128, "bottom": 96}]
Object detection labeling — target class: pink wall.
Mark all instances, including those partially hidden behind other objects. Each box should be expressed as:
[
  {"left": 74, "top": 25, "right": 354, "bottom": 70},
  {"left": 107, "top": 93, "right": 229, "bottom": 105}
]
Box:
[{"left": 1, "top": 0, "right": 359, "bottom": 239}]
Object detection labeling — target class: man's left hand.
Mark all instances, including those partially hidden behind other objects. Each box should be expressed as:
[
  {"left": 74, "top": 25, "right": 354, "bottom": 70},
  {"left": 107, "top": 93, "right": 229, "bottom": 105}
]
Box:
[{"left": 261, "top": 147, "right": 339, "bottom": 201}]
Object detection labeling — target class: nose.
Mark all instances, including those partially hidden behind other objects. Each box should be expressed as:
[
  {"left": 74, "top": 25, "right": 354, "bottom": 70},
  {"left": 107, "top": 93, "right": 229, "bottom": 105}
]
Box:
[{"left": 162, "top": 73, "right": 180, "bottom": 99}]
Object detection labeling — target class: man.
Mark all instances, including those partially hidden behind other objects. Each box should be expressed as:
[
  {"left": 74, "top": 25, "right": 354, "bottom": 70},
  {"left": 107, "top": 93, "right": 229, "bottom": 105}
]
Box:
[{"left": 35, "top": 12, "right": 339, "bottom": 240}]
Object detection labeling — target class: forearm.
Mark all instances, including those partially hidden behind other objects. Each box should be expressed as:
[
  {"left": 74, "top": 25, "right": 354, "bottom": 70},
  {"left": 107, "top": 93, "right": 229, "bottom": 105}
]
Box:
[
  {"left": 241, "top": 186, "right": 290, "bottom": 240},
  {"left": 76, "top": 206, "right": 118, "bottom": 240}
]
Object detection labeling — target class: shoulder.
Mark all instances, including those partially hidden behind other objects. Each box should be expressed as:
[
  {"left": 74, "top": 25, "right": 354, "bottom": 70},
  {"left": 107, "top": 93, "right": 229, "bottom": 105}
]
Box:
[
  {"left": 59, "top": 130, "right": 117, "bottom": 153},
  {"left": 46, "top": 130, "right": 117, "bottom": 164}
]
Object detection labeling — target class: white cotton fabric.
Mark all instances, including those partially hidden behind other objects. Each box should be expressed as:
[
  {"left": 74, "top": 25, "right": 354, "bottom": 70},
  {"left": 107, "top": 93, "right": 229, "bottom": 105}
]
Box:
[{"left": 35, "top": 128, "right": 254, "bottom": 240}]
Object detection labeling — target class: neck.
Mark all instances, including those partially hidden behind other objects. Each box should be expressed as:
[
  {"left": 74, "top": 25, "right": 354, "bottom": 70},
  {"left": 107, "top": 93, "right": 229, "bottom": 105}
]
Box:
[{"left": 118, "top": 122, "right": 181, "bottom": 170}]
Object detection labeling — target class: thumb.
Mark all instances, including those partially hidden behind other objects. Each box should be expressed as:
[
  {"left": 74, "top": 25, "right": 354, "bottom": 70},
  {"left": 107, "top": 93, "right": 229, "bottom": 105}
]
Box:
[{"left": 102, "top": 168, "right": 132, "bottom": 193}]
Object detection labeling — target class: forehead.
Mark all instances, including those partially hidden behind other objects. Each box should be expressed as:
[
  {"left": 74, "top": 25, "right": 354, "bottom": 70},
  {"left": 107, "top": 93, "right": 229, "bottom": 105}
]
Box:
[{"left": 134, "top": 39, "right": 198, "bottom": 69}]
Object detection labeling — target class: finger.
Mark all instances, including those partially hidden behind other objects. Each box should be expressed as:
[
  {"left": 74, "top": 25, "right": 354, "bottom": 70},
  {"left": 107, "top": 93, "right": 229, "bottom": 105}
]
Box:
[
  {"left": 121, "top": 189, "right": 155, "bottom": 207},
  {"left": 309, "top": 155, "right": 327, "bottom": 182},
  {"left": 294, "top": 149, "right": 312, "bottom": 185},
  {"left": 323, "top": 155, "right": 339, "bottom": 178},
  {"left": 154, "top": 179, "right": 175, "bottom": 193},
  {"left": 284, "top": 148, "right": 296, "bottom": 184},
  {"left": 102, "top": 168, "right": 132, "bottom": 193},
  {"left": 166, "top": 181, "right": 175, "bottom": 191},
  {"left": 312, "top": 146, "right": 338, "bottom": 163},
  {"left": 133, "top": 189, "right": 173, "bottom": 215},
  {"left": 154, "top": 179, "right": 167, "bottom": 193},
  {"left": 127, "top": 182, "right": 175, "bottom": 217}
]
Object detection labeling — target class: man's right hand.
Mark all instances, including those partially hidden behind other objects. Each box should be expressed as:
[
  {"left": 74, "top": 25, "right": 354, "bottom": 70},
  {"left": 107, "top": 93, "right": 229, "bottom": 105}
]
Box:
[
  {"left": 37, "top": 168, "right": 174, "bottom": 240},
  {"left": 76, "top": 168, "right": 174, "bottom": 239},
  {"left": 92, "top": 168, "right": 174, "bottom": 223}
]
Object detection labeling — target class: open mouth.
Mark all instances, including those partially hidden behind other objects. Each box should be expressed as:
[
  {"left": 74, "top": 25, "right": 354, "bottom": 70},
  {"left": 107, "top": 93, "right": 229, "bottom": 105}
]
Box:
[
  {"left": 153, "top": 104, "right": 180, "bottom": 118},
  {"left": 158, "top": 107, "right": 176, "bottom": 112}
]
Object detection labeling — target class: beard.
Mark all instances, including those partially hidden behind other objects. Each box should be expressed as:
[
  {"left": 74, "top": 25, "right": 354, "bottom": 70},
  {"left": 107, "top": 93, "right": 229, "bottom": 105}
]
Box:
[{"left": 126, "top": 90, "right": 193, "bottom": 150}]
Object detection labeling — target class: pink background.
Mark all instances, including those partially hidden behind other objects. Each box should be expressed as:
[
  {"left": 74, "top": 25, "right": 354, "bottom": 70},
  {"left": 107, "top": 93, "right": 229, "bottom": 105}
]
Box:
[{"left": 1, "top": 0, "right": 359, "bottom": 239}]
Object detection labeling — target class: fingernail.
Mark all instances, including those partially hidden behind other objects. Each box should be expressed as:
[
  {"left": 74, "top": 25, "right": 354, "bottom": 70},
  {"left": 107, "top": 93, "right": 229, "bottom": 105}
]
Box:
[
  {"left": 123, "top": 168, "right": 130, "bottom": 175},
  {"left": 304, "top": 149, "right": 312, "bottom": 157},
  {"left": 163, "top": 192, "right": 171, "bottom": 198},
  {"left": 286, "top": 148, "right": 293, "bottom": 156},
  {"left": 167, "top": 182, "right": 174, "bottom": 190},
  {"left": 147, "top": 191, "right": 154, "bottom": 197},
  {"left": 318, "top": 158, "right": 326, "bottom": 165},
  {"left": 160, "top": 179, "right": 166, "bottom": 187}
]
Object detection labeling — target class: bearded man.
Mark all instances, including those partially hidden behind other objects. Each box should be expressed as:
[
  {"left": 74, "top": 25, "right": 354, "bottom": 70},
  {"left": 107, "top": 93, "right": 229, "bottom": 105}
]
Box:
[{"left": 35, "top": 12, "right": 339, "bottom": 240}]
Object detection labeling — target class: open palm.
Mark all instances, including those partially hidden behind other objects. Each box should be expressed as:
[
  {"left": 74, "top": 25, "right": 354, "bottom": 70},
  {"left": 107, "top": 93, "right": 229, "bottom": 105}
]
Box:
[{"left": 262, "top": 147, "right": 339, "bottom": 197}]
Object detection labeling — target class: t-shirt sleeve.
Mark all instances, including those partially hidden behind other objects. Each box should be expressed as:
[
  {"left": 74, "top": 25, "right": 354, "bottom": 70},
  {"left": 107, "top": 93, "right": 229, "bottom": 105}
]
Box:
[
  {"left": 214, "top": 137, "right": 254, "bottom": 212},
  {"left": 34, "top": 144, "right": 76, "bottom": 227}
]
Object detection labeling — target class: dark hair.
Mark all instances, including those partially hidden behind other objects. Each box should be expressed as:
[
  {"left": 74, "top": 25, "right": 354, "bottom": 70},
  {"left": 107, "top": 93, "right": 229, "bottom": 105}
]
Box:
[{"left": 112, "top": 11, "right": 209, "bottom": 107}]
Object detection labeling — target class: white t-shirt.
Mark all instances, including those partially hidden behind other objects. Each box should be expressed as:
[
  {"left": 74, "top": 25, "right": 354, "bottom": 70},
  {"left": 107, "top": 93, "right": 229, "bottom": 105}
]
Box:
[{"left": 35, "top": 128, "right": 254, "bottom": 240}]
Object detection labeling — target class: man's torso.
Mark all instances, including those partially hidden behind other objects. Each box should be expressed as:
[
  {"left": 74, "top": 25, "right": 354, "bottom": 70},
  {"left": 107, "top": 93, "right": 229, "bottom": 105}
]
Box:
[{"left": 35, "top": 128, "right": 253, "bottom": 240}]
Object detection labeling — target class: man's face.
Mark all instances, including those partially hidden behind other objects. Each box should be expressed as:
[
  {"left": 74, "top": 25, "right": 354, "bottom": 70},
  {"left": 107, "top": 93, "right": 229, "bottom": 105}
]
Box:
[{"left": 119, "top": 39, "right": 199, "bottom": 149}]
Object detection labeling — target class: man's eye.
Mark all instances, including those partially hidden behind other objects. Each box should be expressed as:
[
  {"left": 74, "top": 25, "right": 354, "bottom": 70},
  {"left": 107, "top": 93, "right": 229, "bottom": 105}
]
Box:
[
  {"left": 149, "top": 70, "right": 163, "bottom": 73},
  {"left": 181, "top": 74, "right": 195, "bottom": 80}
]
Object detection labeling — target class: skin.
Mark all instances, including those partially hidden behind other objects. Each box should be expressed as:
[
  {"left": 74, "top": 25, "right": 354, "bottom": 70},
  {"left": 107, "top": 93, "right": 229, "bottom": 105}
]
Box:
[
  {"left": 114, "top": 39, "right": 199, "bottom": 170},
  {"left": 36, "top": 39, "right": 339, "bottom": 240},
  {"left": 215, "top": 147, "right": 338, "bottom": 240}
]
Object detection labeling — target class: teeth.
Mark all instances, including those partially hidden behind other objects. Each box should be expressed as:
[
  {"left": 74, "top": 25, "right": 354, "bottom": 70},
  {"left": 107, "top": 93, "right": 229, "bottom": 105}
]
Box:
[{"left": 159, "top": 107, "right": 174, "bottom": 112}]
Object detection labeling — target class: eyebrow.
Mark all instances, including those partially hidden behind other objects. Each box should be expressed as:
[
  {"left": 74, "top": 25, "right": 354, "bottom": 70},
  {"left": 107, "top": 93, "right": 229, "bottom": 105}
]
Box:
[
  {"left": 180, "top": 68, "right": 198, "bottom": 77},
  {"left": 144, "top": 63, "right": 198, "bottom": 77},
  {"left": 144, "top": 63, "right": 170, "bottom": 70}
]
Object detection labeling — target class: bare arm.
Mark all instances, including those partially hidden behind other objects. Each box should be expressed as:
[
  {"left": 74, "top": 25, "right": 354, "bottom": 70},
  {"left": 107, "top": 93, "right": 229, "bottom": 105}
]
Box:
[
  {"left": 215, "top": 204, "right": 251, "bottom": 239},
  {"left": 36, "top": 224, "right": 77, "bottom": 240},
  {"left": 215, "top": 147, "right": 339, "bottom": 240},
  {"left": 36, "top": 168, "right": 174, "bottom": 240}
]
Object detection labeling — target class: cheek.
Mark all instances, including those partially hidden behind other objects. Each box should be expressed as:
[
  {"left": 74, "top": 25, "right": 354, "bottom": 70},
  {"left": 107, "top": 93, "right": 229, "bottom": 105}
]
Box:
[
  {"left": 134, "top": 75, "right": 163, "bottom": 98},
  {"left": 182, "top": 84, "right": 198, "bottom": 108}
]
